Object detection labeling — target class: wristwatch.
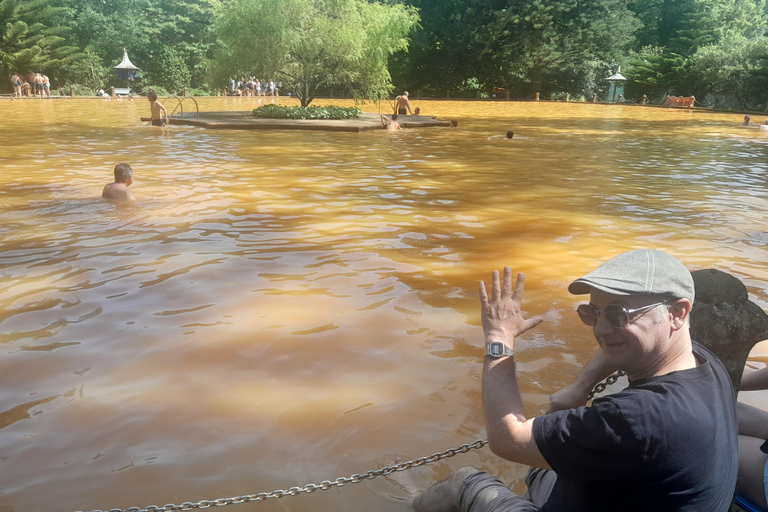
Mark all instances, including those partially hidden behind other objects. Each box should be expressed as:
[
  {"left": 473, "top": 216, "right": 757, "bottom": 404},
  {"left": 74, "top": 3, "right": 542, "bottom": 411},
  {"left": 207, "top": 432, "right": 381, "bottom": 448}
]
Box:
[{"left": 485, "top": 341, "right": 514, "bottom": 358}]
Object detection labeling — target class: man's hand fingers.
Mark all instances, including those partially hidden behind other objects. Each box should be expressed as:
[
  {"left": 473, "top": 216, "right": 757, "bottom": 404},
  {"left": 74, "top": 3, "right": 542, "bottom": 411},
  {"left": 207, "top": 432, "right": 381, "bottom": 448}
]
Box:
[
  {"left": 524, "top": 316, "right": 544, "bottom": 330},
  {"left": 512, "top": 272, "right": 526, "bottom": 302},
  {"left": 503, "top": 267, "right": 513, "bottom": 298},
  {"left": 479, "top": 280, "right": 489, "bottom": 306},
  {"left": 491, "top": 269, "right": 501, "bottom": 301}
]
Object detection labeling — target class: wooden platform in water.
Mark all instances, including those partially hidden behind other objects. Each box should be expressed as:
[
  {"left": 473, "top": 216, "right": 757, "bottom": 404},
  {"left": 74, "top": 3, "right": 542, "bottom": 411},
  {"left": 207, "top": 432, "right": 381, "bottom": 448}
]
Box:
[{"left": 139, "top": 111, "right": 450, "bottom": 132}]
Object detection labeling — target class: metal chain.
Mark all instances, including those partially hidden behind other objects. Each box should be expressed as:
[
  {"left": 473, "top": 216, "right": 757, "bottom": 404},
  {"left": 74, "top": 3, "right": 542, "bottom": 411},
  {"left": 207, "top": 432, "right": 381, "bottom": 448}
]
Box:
[
  {"left": 586, "top": 370, "right": 626, "bottom": 401},
  {"left": 71, "top": 373, "right": 626, "bottom": 512},
  {"left": 73, "top": 440, "right": 488, "bottom": 512}
]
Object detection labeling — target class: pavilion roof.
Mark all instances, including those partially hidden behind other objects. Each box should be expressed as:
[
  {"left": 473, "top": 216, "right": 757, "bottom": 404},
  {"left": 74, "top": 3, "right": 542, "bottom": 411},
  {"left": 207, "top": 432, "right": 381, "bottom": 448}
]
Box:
[
  {"left": 605, "top": 66, "right": 626, "bottom": 82},
  {"left": 114, "top": 49, "right": 140, "bottom": 70}
]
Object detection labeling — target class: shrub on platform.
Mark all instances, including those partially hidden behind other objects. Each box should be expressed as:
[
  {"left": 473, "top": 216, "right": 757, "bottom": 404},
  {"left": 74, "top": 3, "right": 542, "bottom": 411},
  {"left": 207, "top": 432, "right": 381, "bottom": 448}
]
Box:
[{"left": 253, "top": 104, "right": 362, "bottom": 120}]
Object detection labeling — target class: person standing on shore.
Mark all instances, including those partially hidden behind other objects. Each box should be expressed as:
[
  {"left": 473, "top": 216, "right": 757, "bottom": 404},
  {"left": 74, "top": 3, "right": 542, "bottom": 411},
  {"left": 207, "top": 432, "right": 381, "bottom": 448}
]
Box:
[{"left": 10, "top": 72, "right": 22, "bottom": 97}]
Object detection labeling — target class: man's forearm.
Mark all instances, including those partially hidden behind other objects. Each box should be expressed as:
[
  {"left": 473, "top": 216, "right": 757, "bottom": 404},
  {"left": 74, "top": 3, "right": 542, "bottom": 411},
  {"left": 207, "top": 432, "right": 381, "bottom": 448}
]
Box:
[
  {"left": 570, "top": 349, "right": 616, "bottom": 395},
  {"left": 740, "top": 366, "right": 768, "bottom": 392},
  {"left": 483, "top": 357, "right": 526, "bottom": 425},
  {"left": 547, "top": 349, "right": 616, "bottom": 413},
  {"left": 483, "top": 355, "right": 550, "bottom": 468}
]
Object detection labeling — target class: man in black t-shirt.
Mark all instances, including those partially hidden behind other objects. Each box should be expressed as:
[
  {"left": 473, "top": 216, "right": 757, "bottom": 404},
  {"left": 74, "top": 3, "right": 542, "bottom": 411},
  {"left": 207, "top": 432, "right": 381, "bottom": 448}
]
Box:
[{"left": 413, "top": 249, "right": 738, "bottom": 512}]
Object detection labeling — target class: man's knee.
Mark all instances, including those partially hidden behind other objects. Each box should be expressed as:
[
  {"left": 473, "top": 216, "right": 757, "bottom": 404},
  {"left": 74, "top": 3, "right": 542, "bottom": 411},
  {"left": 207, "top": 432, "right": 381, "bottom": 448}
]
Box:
[
  {"left": 413, "top": 467, "right": 481, "bottom": 512},
  {"left": 453, "top": 467, "right": 482, "bottom": 484}
]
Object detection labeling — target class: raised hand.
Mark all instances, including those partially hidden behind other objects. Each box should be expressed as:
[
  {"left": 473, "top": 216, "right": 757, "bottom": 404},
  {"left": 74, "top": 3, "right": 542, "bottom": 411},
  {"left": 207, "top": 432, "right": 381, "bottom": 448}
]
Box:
[{"left": 479, "top": 267, "right": 543, "bottom": 348}]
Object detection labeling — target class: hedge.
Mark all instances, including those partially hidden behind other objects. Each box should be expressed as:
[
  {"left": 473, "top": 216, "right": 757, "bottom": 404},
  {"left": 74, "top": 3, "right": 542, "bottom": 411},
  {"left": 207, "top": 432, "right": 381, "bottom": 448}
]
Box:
[{"left": 253, "top": 104, "right": 362, "bottom": 120}]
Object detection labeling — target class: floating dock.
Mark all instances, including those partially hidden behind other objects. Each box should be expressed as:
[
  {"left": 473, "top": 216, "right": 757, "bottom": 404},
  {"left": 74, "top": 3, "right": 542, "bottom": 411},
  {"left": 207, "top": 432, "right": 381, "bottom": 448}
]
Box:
[{"left": 140, "top": 111, "right": 450, "bottom": 132}]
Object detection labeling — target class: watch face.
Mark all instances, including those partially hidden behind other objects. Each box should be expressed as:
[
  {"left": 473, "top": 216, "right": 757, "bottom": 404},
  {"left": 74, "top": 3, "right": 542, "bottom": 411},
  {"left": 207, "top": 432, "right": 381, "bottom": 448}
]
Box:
[{"left": 490, "top": 343, "right": 503, "bottom": 356}]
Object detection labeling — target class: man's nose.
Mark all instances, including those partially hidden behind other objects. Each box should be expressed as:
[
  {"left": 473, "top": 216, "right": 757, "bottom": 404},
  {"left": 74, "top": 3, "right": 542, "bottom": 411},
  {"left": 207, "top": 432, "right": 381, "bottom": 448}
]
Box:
[{"left": 593, "top": 312, "right": 614, "bottom": 337}]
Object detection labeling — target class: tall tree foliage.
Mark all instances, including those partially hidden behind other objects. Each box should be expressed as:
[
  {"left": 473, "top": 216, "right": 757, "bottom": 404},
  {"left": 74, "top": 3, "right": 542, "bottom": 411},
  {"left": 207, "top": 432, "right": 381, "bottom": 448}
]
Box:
[
  {"left": 210, "top": 0, "right": 419, "bottom": 106},
  {"left": 0, "top": 0, "right": 82, "bottom": 82},
  {"left": 479, "top": 0, "right": 640, "bottom": 95},
  {"left": 390, "top": 0, "right": 503, "bottom": 96},
  {"left": 394, "top": 0, "right": 640, "bottom": 98},
  {"left": 62, "top": 0, "right": 218, "bottom": 89}
]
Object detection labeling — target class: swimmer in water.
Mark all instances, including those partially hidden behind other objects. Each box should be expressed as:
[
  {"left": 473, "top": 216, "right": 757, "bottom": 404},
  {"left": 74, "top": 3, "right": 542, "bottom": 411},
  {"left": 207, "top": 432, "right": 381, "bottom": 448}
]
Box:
[
  {"left": 506, "top": 131, "right": 514, "bottom": 139},
  {"left": 102, "top": 163, "right": 136, "bottom": 201},
  {"left": 381, "top": 113, "right": 401, "bottom": 131},
  {"left": 740, "top": 115, "right": 753, "bottom": 127},
  {"left": 147, "top": 91, "right": 168, "bottom": 126}
]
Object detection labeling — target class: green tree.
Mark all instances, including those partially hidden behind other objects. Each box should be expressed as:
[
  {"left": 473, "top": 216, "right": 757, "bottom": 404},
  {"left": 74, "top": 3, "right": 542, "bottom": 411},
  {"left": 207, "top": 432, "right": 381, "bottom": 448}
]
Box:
[
  {"left": 476, "top": 0, "right": 641, "bottom": 96},
  {"left": 210, "top": 0, "right": 419, "bottom": 106},
  {"left": 63, "top": 0, "right": 218, "bottom": 88},
  {"left": 63, "top": 45, "right": 110, "bottom": 90},
  {"left": 0, "top": 0, "right": 83, "bottom": 86},
  {"left": 144, "top": 45, "right": 192, "bottom": 92},
  {"left": 693, "top": 32, "right": 768, "bottom": 103},
  {"left": 394, "top": 0, "right": 640, "bottom": 98},
  {"left": 389, "top": 0, "right": 504, "bottom": 97},
  {"left": 625, "top": 0, "right": 768, "bottom": 99}
]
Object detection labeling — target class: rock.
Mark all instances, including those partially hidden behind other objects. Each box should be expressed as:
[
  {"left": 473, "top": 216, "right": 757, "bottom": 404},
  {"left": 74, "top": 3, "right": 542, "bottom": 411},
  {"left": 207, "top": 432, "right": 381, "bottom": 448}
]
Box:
[{"left": 690, "top": 269, "right": 768, "bottom": 392}]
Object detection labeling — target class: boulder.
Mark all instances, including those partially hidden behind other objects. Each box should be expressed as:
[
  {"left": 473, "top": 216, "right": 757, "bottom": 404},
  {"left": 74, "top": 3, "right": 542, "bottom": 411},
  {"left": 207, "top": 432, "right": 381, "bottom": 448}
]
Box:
[{"left": 690, "top": 269, "right": 768, "bottom": 392}]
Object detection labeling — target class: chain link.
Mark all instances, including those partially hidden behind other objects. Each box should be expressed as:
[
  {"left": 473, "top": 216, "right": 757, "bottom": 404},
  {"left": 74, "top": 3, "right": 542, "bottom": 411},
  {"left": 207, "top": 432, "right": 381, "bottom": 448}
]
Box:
[
  {"left": 586, "top": 370, "right": 626, "bottom": 401},
  {"left": 72, "top": 440, "right": 488, "bottom": 512},
  {"left": 70, "top": 373, "right": 626, "bottom": 512}
]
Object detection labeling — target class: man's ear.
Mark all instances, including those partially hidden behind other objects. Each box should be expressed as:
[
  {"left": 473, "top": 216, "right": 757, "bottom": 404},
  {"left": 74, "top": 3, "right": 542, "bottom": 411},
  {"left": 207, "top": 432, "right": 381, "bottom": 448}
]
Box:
[{"left": 669, "top": 298, "right": 691, "bottom": 330}]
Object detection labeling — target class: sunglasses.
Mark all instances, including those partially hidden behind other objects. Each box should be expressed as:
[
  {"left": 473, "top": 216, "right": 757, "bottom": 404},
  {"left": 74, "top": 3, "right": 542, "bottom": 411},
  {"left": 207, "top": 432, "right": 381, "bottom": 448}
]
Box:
[{"left": 577, "top": 300, "right": 669, "bottom": 329}]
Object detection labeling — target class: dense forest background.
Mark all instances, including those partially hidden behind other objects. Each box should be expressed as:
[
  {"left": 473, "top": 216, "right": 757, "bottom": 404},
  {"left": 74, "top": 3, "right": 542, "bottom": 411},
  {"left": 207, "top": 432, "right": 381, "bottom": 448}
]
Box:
[{"left": 2, "top": 0, "right": 768, "bottom": 106}]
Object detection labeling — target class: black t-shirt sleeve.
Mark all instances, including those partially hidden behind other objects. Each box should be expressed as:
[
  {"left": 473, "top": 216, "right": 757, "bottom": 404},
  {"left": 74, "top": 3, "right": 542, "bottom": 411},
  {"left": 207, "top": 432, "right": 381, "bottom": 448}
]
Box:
[
  {"left": 533, "top": 398, "right": 642, "bottom": 482},
  {"left": 761, "top": 439, "right": 768, "bottom": 454}
]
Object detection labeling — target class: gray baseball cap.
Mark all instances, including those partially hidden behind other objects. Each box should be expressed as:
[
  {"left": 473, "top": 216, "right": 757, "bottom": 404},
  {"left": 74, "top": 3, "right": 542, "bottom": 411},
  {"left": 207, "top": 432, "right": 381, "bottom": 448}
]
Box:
[{"left": 568, "top": 249, "right": 695, "bottom": 302}]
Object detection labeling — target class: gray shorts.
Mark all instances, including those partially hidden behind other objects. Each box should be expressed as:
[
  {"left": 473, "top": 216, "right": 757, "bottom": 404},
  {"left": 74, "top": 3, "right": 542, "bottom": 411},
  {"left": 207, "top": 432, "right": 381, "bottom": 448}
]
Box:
[{"left": 458, "top": 467, "right": 557, "bottom": 512}]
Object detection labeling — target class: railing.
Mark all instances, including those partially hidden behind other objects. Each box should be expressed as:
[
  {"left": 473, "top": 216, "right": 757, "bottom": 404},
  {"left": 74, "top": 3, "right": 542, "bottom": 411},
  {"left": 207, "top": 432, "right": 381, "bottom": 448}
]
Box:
[{"left": 167, "top": 95, "right": 200, "bottom": 120}]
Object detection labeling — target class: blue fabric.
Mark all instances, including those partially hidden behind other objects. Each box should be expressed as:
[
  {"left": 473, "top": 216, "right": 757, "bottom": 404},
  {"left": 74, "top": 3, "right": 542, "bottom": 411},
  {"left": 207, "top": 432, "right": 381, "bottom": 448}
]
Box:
[{"left": 734, "top": 493, "right": 767, "bottom": 512}]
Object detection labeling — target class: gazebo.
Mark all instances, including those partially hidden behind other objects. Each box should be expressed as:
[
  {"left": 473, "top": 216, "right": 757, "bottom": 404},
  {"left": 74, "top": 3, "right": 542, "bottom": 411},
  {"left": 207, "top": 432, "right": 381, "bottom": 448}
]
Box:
[
  {"left": 605, "top": 67, "right": 627, "bottom": 103},
  {"left": 114, "top": 48, "right": 140, "bottom": 83}
]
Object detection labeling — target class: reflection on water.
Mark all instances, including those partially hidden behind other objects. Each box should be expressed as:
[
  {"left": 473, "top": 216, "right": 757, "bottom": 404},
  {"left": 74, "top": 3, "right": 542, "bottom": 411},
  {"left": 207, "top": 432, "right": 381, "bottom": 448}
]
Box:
[{"left": 1, "top": 98, "right": 768, "bottom": 512}]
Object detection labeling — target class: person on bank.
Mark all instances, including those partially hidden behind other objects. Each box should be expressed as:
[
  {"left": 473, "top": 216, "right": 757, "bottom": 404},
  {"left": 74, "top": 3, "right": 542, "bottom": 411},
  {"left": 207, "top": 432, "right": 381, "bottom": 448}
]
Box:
[
  {"left": 413, "top": 248, "right": 737, "bottom": 512},
  {"left": 394, "top": 91, "right": 413, "bottom": 115},
  {"left": 10, "top": 72, "right": 22, "bottom": 97},
  {"left": 381, "top": 113, "right": 401, "bottom": 131},
  {"left": 736, "top": 366, "right": 768, "bottom": 510},
  {"left": 147, "top": 91, "right": 168, "bottom": 126},
  {"left": 102, "top": 163, "right": 136, "bottom": 201}
]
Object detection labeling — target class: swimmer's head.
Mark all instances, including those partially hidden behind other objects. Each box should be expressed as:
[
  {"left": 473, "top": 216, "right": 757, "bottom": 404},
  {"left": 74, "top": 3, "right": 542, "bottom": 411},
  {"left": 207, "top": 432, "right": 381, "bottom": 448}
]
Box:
[
  {"left": 450, "top": 119, "right": 458, "bottom": 127},
  {"left": 506, "top": 131, "right": 514, "bottom": 138},
  {"left": 414, "top": 107, "right": 420, "bottom": 115},
  {"left": 147, "top": 91, "right": 158, "bottom": 102},
  {"left": 114, "top": 163, "right": 133, "bottom": 183},
  {"left": 745, "top": 115, "right": 750, "bottom": 122},
  {"left": 392, "top": 114, "right": 398, "bottom": 120}
]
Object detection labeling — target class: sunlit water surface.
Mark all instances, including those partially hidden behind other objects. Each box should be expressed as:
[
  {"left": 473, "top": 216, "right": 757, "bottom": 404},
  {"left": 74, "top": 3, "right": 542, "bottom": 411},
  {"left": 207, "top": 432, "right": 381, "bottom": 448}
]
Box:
[{"left": 1, "top": 97, "right": 768, "bottom": 512}]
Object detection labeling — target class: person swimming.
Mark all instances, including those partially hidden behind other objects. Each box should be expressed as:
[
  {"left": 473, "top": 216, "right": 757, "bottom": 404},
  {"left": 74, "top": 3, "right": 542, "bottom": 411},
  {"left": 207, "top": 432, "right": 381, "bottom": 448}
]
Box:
[{"left": 102, "top": 163, "right": 136, "bottom": 201}]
